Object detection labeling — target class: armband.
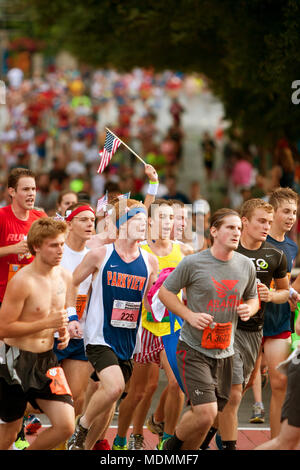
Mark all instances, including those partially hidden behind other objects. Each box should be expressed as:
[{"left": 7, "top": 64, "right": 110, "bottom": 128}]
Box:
[
  {"left": 147, "top": 181, "right": 159, "bottom": 196},
  {"left": 67, "top": 307, "right": 79, "bottom": 322},
  {"left": 289, "top": 287, "right": 298, "bottom": 298}
]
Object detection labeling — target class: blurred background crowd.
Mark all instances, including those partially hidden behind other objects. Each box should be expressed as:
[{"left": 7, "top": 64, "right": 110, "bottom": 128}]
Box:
[{"left": 1, "top": 60, "right": 300, "bottom": 262}]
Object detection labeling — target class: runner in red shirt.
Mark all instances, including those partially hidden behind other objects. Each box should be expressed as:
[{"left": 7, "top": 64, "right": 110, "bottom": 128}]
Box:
[
  {"left": 0, "top": 168, "right": 47, "bottom": 304},
  {"left": 0, "top": 168, "right": 47, "bottom": 449}
]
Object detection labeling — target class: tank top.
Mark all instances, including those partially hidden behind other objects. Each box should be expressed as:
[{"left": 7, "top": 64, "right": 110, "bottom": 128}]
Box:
[
  {"left": 84, "top": 243, "right": 150, "bottom": 360},
  {"left": 140, "top": 241, "right": 183, "bottom": 336},
  {"left": 61, "top": 243, "right": 92, "bottom": 328}
]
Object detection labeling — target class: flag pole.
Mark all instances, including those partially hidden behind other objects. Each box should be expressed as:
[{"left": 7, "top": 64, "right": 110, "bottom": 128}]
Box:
[{"left": 105, "top": 127, "right": 147, "bottom": 166}]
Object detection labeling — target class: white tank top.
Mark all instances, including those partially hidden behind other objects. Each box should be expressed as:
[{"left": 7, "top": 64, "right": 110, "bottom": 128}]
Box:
[{"left": 61, "top": 243, "right": 92, "bottom": 328}]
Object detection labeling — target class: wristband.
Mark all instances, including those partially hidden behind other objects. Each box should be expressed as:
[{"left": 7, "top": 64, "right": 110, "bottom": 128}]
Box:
[
  {"left": 67, "top": 307, "right": 79, "bottom": 322},
  {"left": 147, "top": 181, "right": 159, "bottom": 196},
  {"left": 290, "top": 287, "right": 298, "bottom": 298}
]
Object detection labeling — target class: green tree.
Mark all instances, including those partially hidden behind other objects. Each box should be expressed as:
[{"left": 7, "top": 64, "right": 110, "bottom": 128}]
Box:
[{"left": 10, "top": 0, "right": 300, "bottom": 146}]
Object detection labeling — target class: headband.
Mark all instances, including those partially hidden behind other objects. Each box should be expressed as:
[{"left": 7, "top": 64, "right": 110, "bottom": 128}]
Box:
[
  {"left": 115, "top": 207, "right": 147, "bottom": 229},
  {"left": 66, "top": 205, "right": 95, "bottom": 222}
]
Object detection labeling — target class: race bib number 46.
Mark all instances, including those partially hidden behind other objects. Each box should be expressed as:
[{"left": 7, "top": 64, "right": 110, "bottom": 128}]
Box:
[{"left": 111, "top": 300, "right": 141, "bottom": 329}]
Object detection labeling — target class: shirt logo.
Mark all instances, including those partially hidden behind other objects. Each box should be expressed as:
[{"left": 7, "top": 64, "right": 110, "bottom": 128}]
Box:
[
  {"left": 207, "top": 277, "right": 241, "bottom": 314},
  {"left": 211, "top": 277, "right": 239, "bottom": 298}
]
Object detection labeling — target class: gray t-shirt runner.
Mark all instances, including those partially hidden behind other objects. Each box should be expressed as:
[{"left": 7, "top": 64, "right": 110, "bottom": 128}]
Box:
[{"left": 163, "top": 249, "right": 258, "bottom": 359}]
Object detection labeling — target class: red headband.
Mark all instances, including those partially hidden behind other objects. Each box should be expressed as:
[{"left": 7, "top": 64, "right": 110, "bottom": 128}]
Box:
[{"left": 66, "top": 205, "right": 95, "bottom": 222}]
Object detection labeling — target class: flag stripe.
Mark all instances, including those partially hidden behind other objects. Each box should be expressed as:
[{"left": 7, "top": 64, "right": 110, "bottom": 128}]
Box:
[{"left": 97, "top": 130, "right": 121, "bottom": 173}]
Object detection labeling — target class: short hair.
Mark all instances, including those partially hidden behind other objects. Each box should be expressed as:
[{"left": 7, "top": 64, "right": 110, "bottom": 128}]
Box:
[
  {"left": 67, "top": 201, "right": 95, "bottom": 214},
  {"left": 113, "top": 199, "right": 147, "bottom": 228},
  {"left": 149, "top": 198, "right": 172, "bottom": 218},
  {"left": 57, "top": 189, "right": 78, "bottom": 205},
  {"left": 268, "top": 187, "right": 298, "bottom": 211},
  {"left": 27, "top": 218, "right": 67, "bottom": 256},
  {"left": 240, "top": 198, "right": 273, "bottom": 220},
  {"left": 8, "top": 168, "right": 35, "bottom": 190},
  {"left": 210, "top": 208, "right": 240, "bottom": 245},
  {"left": 168, "top": 199, "right": 185, "bottom": 208}
]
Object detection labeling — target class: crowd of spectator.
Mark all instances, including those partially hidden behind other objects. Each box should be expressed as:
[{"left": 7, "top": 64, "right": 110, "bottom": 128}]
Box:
[
  {"left": 0, "top": 66, "right": 206, "bottom": 214},
  {"left": 1, "top": 63, "right": 300, "bottom": 259}
]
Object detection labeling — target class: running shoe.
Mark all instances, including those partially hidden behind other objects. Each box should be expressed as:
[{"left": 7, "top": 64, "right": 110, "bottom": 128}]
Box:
[
  {"left": 67, "top": 419, "right": 88, "bottom": 450},
  {"left": 249, "top": 403, "right": 265, "bottom": 423},
  {"left": 156, "top": 437, "right": 170, "bottom": 450},
  {"left": 92, "top": 439, "right": 111, "bottom": 450},
  {"left": 13, "top": 417, "right": 30, "bottom": 450},
  {"left": 146, "top": 414, "right": 164, "bottom": 437},
  {"left": 112, "top": 443, "right": 128, "bottom": 450},
  {"left": 128, "top": 433, "right": 144, "bottom": 450},
  {"left": 25, "top": 414, "right": 42, "bottom": 435},
  {"left": 12, "top": 436, "right": 30, "bottom": 450}
]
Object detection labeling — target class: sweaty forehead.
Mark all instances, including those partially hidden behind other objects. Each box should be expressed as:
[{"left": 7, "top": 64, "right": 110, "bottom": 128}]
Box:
[
  {"left": 222, "top": 215, "right": 242, "bottom": 227},
  {"left": 277, "top": 200, "right": 297, "bottom": 211},
  {"left": 16, "top": 177, "right": 36, "bottom": 189},
  {"left": 251, "top": 208, "right": 273, "bottom": 220},
  {"left": 73, "top": 210, "right": 95, "bottom": 218},
  {"left": 152, "top": 204, "right": 173, "bottom": 217}
]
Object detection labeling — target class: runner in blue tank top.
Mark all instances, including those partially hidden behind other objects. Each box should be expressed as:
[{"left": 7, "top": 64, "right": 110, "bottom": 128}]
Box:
[
  {"left": 67, "top": 199, "right": 158, "bottom": 450},
  {"left": 262, "top": 187, "right": 299, "bottom": 438}
]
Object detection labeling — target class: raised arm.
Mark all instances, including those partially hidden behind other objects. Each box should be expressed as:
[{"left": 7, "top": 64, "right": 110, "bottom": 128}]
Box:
[
  {"left": 73, "top": 246, "right": 107, "bottom": 287},
  {"left": 143, "top": 164, "right": 159, "bottom": 210}
]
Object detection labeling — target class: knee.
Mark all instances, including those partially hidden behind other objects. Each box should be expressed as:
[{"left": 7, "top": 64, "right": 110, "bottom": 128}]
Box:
[
  {"left": 227, "top": 387, "right": 242, "bottom": 409},
  {"left": 59, "top": 419, "right": 75, "bottom": 440},
  {"left": 270, "top": 374, "right": 287, "bottom": 395},
  {"left": 109, "top": 383, "right": 125, "bottom": 403},
  {"left": 145, "top": 380, "right": 158, "bottom": 398},
  {"left": 167, "top": 379, "right": 183, "bottom": 397},
  {"left": 193, "top": 406, "right": 216, "bottom": 430}
]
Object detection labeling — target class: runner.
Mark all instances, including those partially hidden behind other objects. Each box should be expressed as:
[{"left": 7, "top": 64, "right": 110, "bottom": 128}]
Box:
[
  {"left": 0, "top": 167, "right": 47, "bottom": 449},
  {"left": 158, "top": 208, "right": 259, "bottom": 450},
  {"left": 53, "top": 203, "right": 96, "bottom": 418},
  {"left": 113, "top": 199, "right": 185, "bottom": 451},
  {"left": 56, "top": 189, "right": 78, "bottom": 217},
  {"left": 0, "top": 218, "right": 74, "bottom": 450},
  {"left": 255, "top": 311, "right": 300, "bottom": 450},
  {"left": 0, "top": 168, "right": 47, "bottom": 301},
  {"left": 262, "top": 187, "right": 298, "bottom": 438},
  {"left": 66, "top": 198, "right": 158, "bottom": 450},
  {"left": 215, "top": 198, "right": 289, "bottom": 450}
]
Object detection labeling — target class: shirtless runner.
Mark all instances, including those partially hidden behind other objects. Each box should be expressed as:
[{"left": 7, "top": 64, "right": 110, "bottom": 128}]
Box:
[{"left": 0, "top": 218, "right": 75, "bottom": 450}]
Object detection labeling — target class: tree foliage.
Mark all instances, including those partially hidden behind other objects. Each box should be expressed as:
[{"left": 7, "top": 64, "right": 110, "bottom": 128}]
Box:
[{"left": 12, "top": 0, "right": 300, "bottom": 145}]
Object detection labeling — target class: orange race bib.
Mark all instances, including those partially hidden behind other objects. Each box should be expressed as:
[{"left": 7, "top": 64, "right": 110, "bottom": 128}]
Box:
[
  {"left": 201, "top": 322, "right": 232, "bottom": 350},
  {"left": 46, "top": 367, "right": 72, "bottom": 396},
  {"left": 76, "top": 294, "right": 88, "bottom": 319},
  {"left": 8, "top": 264, "right": 24, "bottom": 282}
]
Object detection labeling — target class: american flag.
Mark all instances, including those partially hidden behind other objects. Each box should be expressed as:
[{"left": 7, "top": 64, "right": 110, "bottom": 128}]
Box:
[
  {"left": 97, "top": 130, "right": 121, "bottom": 173},
  {"left": 118, "top": 192, "right": 131, "bottom": 200},
  {"left": 96, "top": 192, "right": 108, "bottom": 213}
]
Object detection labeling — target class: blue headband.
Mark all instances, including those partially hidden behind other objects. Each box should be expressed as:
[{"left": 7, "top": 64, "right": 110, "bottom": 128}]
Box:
[{"left": 115, "top": 207, "right": 147, "bottom": 229}]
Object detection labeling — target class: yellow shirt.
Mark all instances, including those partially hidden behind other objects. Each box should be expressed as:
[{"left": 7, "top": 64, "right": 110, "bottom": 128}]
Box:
[{"left": 141, "top": 241, "right": 183, "bottom": 336}]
